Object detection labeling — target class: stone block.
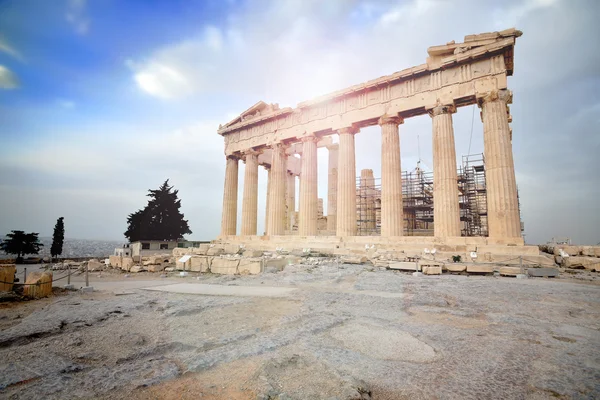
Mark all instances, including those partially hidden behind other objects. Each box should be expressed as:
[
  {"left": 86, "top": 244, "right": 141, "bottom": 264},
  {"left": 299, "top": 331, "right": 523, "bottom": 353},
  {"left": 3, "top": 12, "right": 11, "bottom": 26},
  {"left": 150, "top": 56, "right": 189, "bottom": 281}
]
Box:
[
  {"left": 129, "top": 266, "right": 144, "bottom": 273},
  {"left": 445, "top": 263, "right": 467, "bottom": 272},
  {"left": 466, "top": 264, "right": 494, "bottom": 274},
  {"left": 422, "top": 266, "right": 442, "bottom": 275},
  {"left": 210, "top": 258, "right": 239, "bottom": 275},
  {"left": 238, "top": 258, "right": 264, "bottom": 275},
  {"left": 243, "top": 249, "right": 263, "bottom": 258},
  {"left": 176, "top": 259, "right": 191, "bottom": 270},
  {"left": 528, "top": 267, "right": 559, "bottom": 277},
  {"left": 418, "top": 260, "right": 443, "bottom": 269},
  {"left": 565, "top": 256, "right": 599, "bottom": 271},
  {"left": 340, "top": 255, "right": 367, "bottom": 264},
  {"left": 109, "top": 255, "right": 121, "bottom": 269},
  {"left": 190, "top": 256, "right": 211, "bottom": 273},
  {"left": 87, "top": 260, "right": 104, "bottom": 271},
  {"left": 223, "top": 244, "right": 242, "bottom": 255},
  {"left": 121, "top": 257, "right": 134, "bottom": 272},
  {"left": 499, "top": 267, "right": 522, "bottom": 276},
  {"left": 389, "top": 262, "right": 419, "bottom": 271},
  {"left": 147, "top": 264, "right": 165, "bottom": 273},
  {"left": 0, "top": 264, "right": 16, "bottom": 292},
  {"left": 554, "top": 245, "right": 580, "bottom": 256},
  {"left": 265, "top": 258, "right": 287, "bottom": 271},
  {"left": 207, "top": 247, "right": 224, "bottom": 256},
  {"left": 23, "top": 271, "right": 53, "bottom": 298}
]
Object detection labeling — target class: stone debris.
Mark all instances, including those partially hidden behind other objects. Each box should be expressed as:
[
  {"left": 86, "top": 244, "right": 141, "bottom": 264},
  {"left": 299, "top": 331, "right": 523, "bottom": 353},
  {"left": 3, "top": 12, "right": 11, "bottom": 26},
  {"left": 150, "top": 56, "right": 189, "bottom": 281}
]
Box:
[
  {"left": 466, "top": 264, "right": 494, "bottom": 274},
  {"left": 528, "top": 268, "right": 559, "bottom": 278},
  {"left": 499, "top": 267, "right": 522, "bottom": 276},
  {"left": 23, "top": 271, "right": 53, "bottom": 298},
  {"left": 340, "top": 255, "right": 368, "bottom": 265},
  {"left": 388, "top": 262, "right": 419, "bottom": 271},
  {"left": 564, "top": 256, "right": 599, "bottom": 271},
  {"left": 0, "top": 264, "right": 16, "bottom": 292},
  {"left": 445, "top": 263, "right": 467, "bottom": 273},
  {"left": 422, "top": 266, "right": 442, "bottom": 275}
]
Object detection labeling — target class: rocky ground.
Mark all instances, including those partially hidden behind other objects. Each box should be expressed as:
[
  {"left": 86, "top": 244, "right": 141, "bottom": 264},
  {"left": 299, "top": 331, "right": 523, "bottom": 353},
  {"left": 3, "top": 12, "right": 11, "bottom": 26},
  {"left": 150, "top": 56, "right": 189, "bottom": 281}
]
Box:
[{"left": 1, "top": 261, "right": 599, "bottom": 399}]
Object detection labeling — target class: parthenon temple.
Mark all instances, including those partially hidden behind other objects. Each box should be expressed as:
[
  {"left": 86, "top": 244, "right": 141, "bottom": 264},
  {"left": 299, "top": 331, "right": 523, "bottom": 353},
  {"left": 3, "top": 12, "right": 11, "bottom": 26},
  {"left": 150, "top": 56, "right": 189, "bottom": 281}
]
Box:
[{"left": 215, "top": 28, "right": 534, "bottom": 257}]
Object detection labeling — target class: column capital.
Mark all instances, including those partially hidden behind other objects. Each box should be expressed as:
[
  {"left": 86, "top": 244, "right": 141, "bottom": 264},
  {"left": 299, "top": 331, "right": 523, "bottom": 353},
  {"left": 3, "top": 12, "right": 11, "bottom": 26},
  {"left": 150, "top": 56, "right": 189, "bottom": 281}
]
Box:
[
  {"left": 337, "top": 126, "right": 359, "bottom": 135},
  {"left": 378, "top": 114, "right": 403, "bottom": 126},
  {"left": 272, "top": 141, "right": 290, "bottom": 151},
  {"left": 326, "top": 143, "right": 339, "bottom": 151},
  {"left": 477, "top": 89, "right": 512, "bottom": 106},
  {"left": 242, "top": 148, "right": 262, "bottom": 156},
  {"left": 428, "top": 104, "right": 456, "bottom": 117},
  {"left": 226, "top": 154, "right": 240, "bottom": 161},
  {"left": 300, "top": 134, "right": 319, "bottom": 143}
]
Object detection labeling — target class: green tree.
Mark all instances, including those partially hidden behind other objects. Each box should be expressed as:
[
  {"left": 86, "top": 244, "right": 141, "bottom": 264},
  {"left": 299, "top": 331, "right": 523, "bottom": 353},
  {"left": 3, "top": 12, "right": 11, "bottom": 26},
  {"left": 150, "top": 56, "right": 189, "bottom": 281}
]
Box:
[
  {"left": 124, "top": 180, "right": 192, "bottom": 242},
  {"left": 51, "top": 217, "right": 65, "bottom": 260},
  {"left": 0, "top": 230, "right": 43, "bottom": 263}
]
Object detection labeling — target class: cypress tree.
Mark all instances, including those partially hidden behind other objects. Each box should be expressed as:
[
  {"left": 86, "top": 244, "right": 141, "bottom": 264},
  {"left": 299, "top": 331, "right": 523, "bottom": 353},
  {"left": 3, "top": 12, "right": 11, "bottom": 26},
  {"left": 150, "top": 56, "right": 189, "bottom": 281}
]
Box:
[{"left": 50, "top": 217, "right": 65, "bottom": 260}]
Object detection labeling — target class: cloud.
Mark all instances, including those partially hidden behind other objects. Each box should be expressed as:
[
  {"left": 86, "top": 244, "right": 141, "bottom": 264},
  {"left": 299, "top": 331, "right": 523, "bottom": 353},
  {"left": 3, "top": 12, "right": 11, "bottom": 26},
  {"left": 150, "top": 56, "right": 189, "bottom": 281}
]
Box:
[
  {"left": 0, "top": 65, "right": 19, "bottom": 89},
  {"left": 0, "top": 37, "right": 24, "bottom": 62},
  {"left": 57, "top": 99, "right": 76, "bottom": 109},
  {"left": 66, "top": 0, "right": 90, "bottom": 35}
]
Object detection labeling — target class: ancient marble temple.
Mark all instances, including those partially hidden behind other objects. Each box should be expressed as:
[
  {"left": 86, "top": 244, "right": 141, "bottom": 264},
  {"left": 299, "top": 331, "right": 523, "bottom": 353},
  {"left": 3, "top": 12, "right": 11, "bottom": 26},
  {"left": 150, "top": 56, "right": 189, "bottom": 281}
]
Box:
[{"left": 214, "top": 29, "right": 526, "bottom": 254}]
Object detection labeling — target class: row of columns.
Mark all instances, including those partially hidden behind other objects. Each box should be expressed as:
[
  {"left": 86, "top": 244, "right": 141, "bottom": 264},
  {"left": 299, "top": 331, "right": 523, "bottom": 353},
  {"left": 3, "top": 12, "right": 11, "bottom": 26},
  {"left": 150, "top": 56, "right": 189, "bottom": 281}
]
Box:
[{"left": 221, "top": 89, "right": 520, "bottom": 239}]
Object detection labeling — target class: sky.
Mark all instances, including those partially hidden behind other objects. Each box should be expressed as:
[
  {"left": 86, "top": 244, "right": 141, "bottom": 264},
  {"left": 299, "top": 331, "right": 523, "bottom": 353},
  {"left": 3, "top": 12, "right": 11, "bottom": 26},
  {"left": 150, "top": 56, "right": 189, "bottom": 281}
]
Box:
[{"left": 0, "top": 0, "right": 598, "bottom": 245}]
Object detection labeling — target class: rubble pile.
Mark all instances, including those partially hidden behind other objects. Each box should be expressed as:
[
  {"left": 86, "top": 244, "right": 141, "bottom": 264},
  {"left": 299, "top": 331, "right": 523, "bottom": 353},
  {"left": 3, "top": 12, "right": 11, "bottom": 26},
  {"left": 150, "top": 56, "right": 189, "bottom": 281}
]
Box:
[{"left": 539, "top": 244, "right": 600, "bottom": 272}]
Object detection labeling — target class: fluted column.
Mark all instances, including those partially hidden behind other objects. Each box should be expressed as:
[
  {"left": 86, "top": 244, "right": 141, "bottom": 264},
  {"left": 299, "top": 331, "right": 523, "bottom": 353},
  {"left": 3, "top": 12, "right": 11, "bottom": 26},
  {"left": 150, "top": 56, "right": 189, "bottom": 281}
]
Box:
[
  {"left": 264, "top": 166, "right": 271, "bottom": 235},
  {"left": 266, "top": 143, "right": 287, "bottom": 236},
  {"left": 379, "top": 115, "right": 403, "bottom": 237},
  {"left": 326, "top": 144, "right": 338, "bottom": 232},
  {"left": 241, "top": 150, "right": 259, "bottom": 236},
  {"left": 479, "top": 89, "right": 521, "bottom": 238},
  {"left": 430, "top": 105, "right": 461, "bottom": 237},
  {"left": 336, "top": 127, "right": 358, "bottom": 237},
  {"left": 286, "top": 172, "right": 296, "bottom": 230},
  {"left": 220, "top": 155, "right": 239, "bottom": 236},
  {"left": 299, "top": 136, "right": 318, "bottom": 236}
]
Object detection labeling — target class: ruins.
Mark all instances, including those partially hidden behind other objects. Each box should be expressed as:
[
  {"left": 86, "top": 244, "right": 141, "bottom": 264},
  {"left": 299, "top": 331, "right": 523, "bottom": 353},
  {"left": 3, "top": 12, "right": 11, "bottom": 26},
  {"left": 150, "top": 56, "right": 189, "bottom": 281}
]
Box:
[{"left": 215, "top": 28, "right": 536, "bottom": 258}]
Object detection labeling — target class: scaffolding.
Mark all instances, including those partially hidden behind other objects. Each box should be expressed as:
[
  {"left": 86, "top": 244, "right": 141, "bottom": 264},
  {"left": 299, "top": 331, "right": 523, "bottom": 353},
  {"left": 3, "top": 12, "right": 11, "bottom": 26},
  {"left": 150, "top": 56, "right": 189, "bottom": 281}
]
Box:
[
  {"left": 458, "top": 153, "right": 488, "bottom": 237},
  {"left": 354, "top": 154, "right": 492, "bottom": 237}
]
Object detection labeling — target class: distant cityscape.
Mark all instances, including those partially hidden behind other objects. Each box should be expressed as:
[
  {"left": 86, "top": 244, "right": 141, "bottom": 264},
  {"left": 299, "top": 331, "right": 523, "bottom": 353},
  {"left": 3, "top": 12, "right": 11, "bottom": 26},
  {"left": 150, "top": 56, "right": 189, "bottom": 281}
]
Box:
[{"left": 0, "top": 237, "right": 124, "bottom": 259}]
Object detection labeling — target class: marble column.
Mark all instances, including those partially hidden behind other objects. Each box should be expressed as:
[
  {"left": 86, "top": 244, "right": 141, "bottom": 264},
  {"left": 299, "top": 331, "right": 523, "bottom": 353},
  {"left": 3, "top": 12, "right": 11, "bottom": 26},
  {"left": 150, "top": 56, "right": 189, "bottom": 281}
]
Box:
[
  {"left": 326, "top": 144, "right": 338, "bottom": 232},
  {"left": 220, "top": 155, "right": 238, "bottom": 236},
  {"left": 286, "top": 172, "right": 296, "bottom": 231},
  {"left": 430, "top": 105, "right": 461, "bottom": 237},
  {"left": 241, "top": 150, "right": 259, "bottom": 236},
  {"left": 299, "top": 136, "right": 318, "bottom": 236},
  {"left": 266, "top": 143, "right": 287, "bottom": 236},
  {"left": 479, "top": 89, "right": 521, "bottom": 238},
  {"left": 264, "top": 166, "right": 271, "bottom": 235},
  {"left": 359, "top": 169, "right": 376, "bottom": 234},
  {"left": 336, "top": 127, "right": 358, "bottom": 237},
  {"left": 379, "top": 115, "right": 403, "bottom": 237}
]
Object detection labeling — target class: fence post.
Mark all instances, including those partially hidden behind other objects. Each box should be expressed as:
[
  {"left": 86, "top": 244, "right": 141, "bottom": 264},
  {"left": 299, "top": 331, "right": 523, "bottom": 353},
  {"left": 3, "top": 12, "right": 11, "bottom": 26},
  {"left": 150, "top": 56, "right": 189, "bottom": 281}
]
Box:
[
  {"left": 85, "top": 262, "right": 89, "bottom": 287},
  {"left": 23, "top": 267, "right": 27, "bottom": 283},
  {"left": 519, "top": 256, "right": 523, "bottom": 275}
]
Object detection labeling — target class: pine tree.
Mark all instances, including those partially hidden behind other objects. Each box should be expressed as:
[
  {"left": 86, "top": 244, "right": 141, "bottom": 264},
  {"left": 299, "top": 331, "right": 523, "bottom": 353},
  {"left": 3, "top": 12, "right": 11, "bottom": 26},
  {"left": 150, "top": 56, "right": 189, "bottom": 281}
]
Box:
[
  {"left": 51, "top": 217, "right": 65, "bottom": 260},
  {"left": 124, "top": 180, "right": 192, "bottom": 242},
  {"left": 0, "top": 230, "right": 43, "bottom": 263}
]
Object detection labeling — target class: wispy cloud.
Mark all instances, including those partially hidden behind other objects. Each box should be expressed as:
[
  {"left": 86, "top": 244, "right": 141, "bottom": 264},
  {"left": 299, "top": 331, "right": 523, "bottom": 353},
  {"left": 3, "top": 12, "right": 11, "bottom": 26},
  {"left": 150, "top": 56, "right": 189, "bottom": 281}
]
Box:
[
  {"left": 0, "top": 65, "right": 19, "bottom": 89},
  {"left": 66, "top": 0, "right": 90, "bottom": 35},
  {"left": 0, "top": 37, "right": 24, "bottom": 62}
]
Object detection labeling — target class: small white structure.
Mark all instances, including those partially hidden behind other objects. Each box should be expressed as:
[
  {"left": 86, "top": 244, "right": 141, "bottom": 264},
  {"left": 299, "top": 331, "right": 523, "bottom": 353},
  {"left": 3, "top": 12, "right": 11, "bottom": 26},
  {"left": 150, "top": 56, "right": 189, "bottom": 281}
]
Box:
[{"left": 114, "top": 244, "right": 132, "bottom": 257}]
